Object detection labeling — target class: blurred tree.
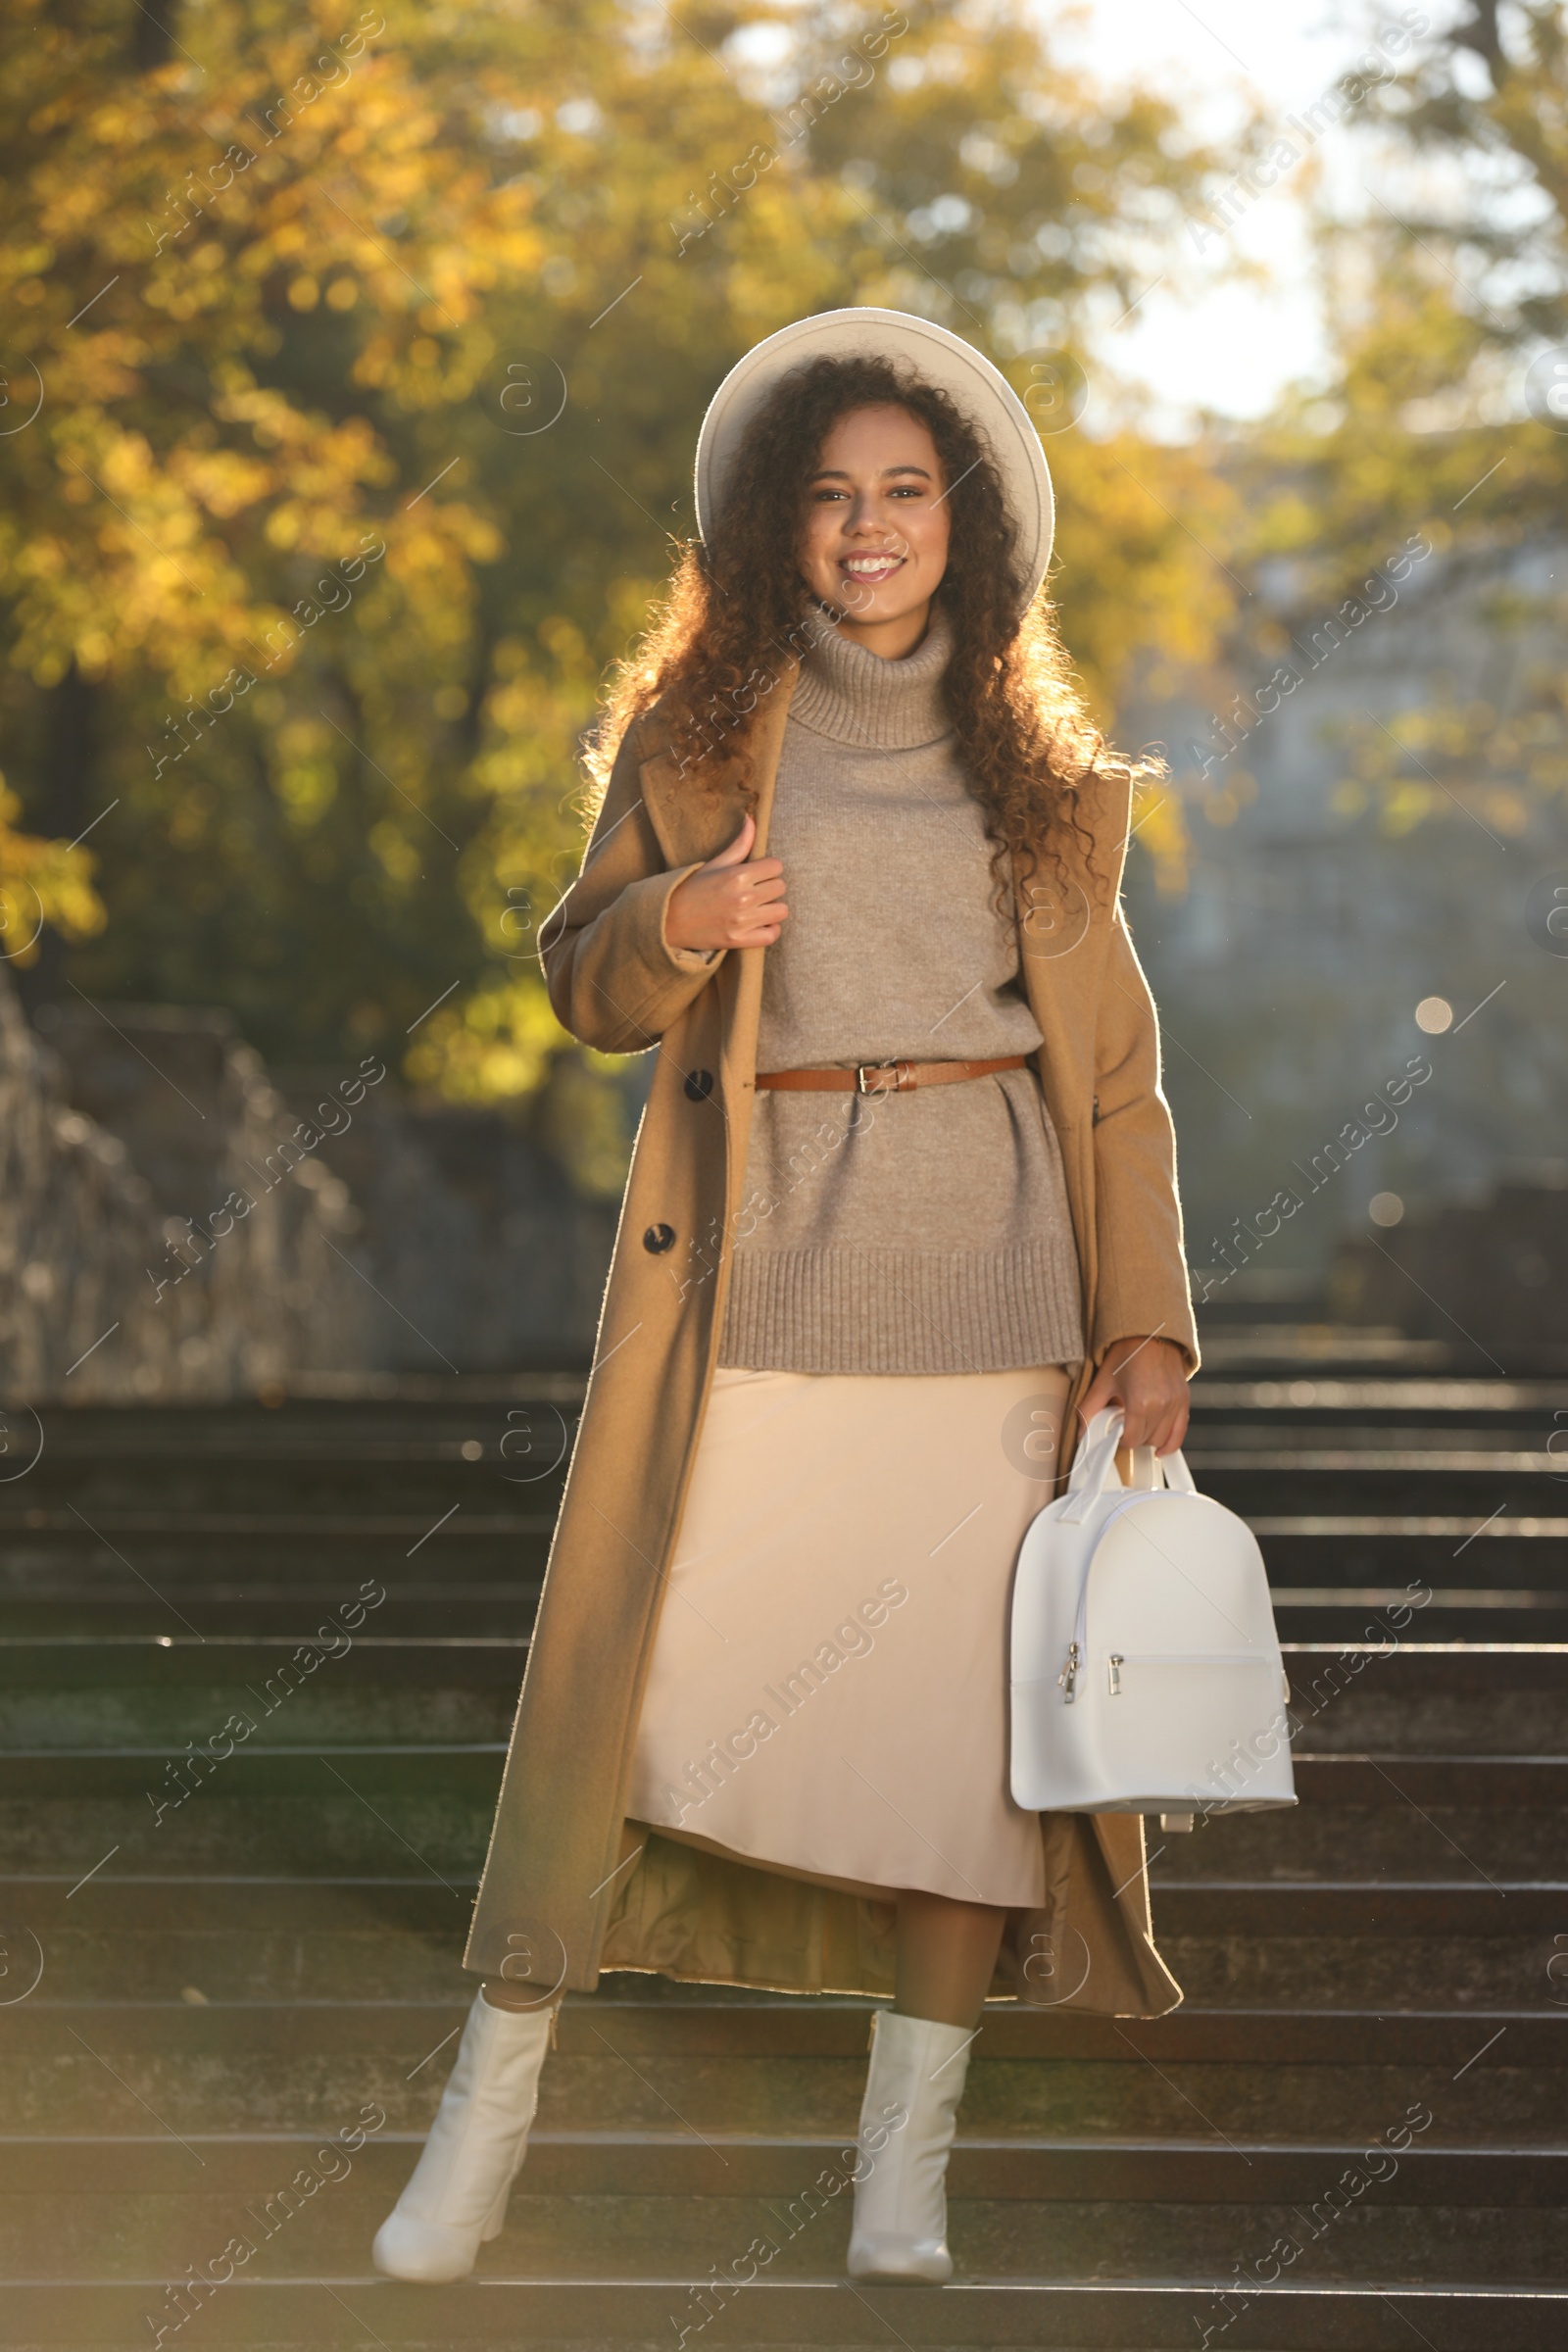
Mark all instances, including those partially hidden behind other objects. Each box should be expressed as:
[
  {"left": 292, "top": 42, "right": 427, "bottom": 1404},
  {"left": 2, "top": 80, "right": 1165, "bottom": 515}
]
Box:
[
  {"left": 1223, "top": 1, "right": 1568, "bottom": 844},
  {"left": 0, "top": 0, "right": 1238, "bottom": 1168},
  {"left": 0, "top": 784, "right": 103, "bottom": 969}
]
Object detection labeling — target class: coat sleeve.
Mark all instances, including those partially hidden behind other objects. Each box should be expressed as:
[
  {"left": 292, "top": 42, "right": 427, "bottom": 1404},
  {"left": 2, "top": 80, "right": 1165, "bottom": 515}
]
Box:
[
  {"left": 538, "top": 720, "right": 727, "bottom": 1054},
  {"left": 1090, "top": 909, "right": 1200, "bottom": 1370}
]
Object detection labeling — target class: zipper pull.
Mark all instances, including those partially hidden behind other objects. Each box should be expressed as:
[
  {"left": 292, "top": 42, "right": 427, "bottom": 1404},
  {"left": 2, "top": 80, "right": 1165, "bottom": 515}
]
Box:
[
  {"left": 1108, "top": 1653, "right": 1123, "bottom": 1697},
  {"left": 1057, "top": 1641, "right": 1080, "bottom": 1702}
]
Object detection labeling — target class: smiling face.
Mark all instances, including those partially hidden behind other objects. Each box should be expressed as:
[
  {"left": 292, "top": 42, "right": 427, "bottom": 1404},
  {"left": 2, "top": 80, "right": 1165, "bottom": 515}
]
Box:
[{"left": 796, "top": 403, "right": 951, "bottom": 660}]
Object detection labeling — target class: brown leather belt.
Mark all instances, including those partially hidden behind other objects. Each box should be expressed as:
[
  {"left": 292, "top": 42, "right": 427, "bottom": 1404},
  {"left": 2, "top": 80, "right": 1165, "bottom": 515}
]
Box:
[{"left": 756, "top": 1054, "right": 1030, "bottom": 1097}]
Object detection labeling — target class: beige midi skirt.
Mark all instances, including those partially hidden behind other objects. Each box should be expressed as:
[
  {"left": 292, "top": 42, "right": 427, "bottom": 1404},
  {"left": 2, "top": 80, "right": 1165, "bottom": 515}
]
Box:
[{"left": 625, "top": 1362, "right": 1072, "bottom": 1911}]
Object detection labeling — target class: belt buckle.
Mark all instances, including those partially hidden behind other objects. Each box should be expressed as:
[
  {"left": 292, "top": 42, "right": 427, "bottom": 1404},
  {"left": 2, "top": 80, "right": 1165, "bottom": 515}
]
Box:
[{"left": 856, "top": 1059, "right": 900, "bottom": 1095}]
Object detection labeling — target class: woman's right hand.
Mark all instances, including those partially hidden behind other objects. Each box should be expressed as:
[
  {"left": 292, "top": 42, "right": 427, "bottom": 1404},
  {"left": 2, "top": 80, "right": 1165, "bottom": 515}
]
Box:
[{"left": 664, "top": 813, "right": 789, "bottom": 953}]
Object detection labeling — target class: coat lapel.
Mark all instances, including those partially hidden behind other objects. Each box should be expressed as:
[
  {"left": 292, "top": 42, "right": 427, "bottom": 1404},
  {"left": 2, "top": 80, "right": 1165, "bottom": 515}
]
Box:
[{"left": 637, "top": 665, "right": 799, "bottom": 871}]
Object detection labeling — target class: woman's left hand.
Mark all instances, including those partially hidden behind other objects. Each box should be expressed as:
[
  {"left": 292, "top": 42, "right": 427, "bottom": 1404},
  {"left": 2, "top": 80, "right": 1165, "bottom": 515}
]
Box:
[{"left": 1077, "top": 1335, "right": 1190, "bottom": 1454}]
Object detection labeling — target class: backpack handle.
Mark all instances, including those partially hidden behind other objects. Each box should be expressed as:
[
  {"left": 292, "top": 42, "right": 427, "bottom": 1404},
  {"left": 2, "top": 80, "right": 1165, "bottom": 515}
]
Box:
[
  {"left": 1059, "top": 1407, "right": 1197, "bottom": 1523},
  {"left": 1059, "top": 1408, "right": 1127, "bottom": 1522},
  {"left": 1160, "top": 1445, "right": 1198, "bottom": 1494}
]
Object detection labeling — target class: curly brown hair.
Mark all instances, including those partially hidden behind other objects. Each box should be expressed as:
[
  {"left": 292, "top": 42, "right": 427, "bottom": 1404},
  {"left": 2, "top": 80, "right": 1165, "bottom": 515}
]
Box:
[{"left": 589, "top": 350, "right": 1152, "bottom": 894}]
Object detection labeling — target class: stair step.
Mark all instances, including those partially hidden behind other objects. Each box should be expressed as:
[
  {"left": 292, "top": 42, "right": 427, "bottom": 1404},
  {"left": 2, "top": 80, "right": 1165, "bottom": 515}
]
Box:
[
  {"left": 1191, "top": 1449, "right": 1564, "bottom": 1471},
  {"left": 5, "top": 2179, "right": 1566, "bottom": 2302},
  {"left": 0, "top": 1596, "right": 544, "bottom": 1639},
  {"left": 1288, "top": 1645, "right": 1568, "bottom": 1685},
  {"left": 0, "top": 1872, "right": 477, "bottom": 1921},
  {"left": 14, "top": 1747, "right": 1566, "bottom": 1807},
  {"left": 10, "top": 1869, "right": 1565, "bottom": 1937},
  {"left": 1225, "top": 1483, "right": 1568, "bottom": 1516},
  {"left": 0, "top": 1509, "right": 553, "bottom": 1539},
  {"left": 1278, "top": 1609, "right": 1568, "bottom": 1644},
  {"left": 1152, "top": 1883, "right": 1567, "bottom": 1933},
  {"left": 0, "top": 1793, "right": 492, "bottom": 1876},
  {"left": 6, "top": 1744, "right": 1567, "bottom": 1804},
  {"left": 1191, "top": 1377, "right": 1568, "bottom": 1413},
  {"left": 9, "top": 2278, "right": 1568, "bottom": 2350},
  {"left": 0, "top": 1637, "right": 531, "bottom": 1684},
  {"left": 6, "top": 1383, "right": 1567, "bottom": 2344},
  {"left": 11, "top": 1870, "right": 1565, "bottom": 1934},
  {"left": 1, "top": 1637, "right": 1558, "bottom": 1681},
  {"left": 0, "top": 1745, "right": 508, "bottom": 1795},
  {"left": 2, "top": 1999, "right": 1556, "bottom": 2064},
  {"left": 1285, "top": 1756, "right": 1568, "bottom": 1803},
  {"left": 4, "top": 2129, "right": 1564, "bottom": 2202},
  {"left": 0, "top": 1699, "right": 517, "bottom": 1748}
]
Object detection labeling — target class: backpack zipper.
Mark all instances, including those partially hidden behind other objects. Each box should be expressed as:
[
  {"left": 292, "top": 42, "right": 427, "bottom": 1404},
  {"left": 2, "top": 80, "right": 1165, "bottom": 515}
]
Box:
[
  {"left": 1113, "top": 1651, "right": 1274, "bottom": 1665},
  {"left": 1102, "top": 1650, "right": 1274, "bottom": 1698},
  {"left": 1061, "top": 1490, "right": 1264, "bottom": 1700}
]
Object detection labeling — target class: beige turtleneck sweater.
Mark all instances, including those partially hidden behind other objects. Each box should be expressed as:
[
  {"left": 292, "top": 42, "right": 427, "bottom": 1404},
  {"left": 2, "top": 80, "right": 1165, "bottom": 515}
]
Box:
[{"left": 713, "top": 605, "right": 1085, "bottom": 1377}]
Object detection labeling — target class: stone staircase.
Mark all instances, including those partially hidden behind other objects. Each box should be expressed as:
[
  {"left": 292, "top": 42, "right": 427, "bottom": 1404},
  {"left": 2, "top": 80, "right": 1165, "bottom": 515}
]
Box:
[{"left": 1, "top": 1371, "right": 1566, "bottom": 2347}]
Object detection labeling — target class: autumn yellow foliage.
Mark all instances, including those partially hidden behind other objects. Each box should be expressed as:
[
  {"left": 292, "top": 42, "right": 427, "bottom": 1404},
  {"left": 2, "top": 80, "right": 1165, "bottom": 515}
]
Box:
[{"left": 1, "top": 0, "right": 1244, "bottom": 1116}]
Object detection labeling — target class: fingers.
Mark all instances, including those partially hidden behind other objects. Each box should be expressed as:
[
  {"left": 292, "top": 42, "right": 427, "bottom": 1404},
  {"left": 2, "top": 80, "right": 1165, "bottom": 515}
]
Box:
[
  {"left": 1117, "top": 1369, "right": 1163, "bottom": 1448},
  {"left": 704, "top": 812, "right": 756, "bottom": 868},
  {"left": 1078, "top": 1341, "right": 1189, "bottom": 1453},
  {"left": 1122, "top": 1402, "right": 1167, "bottom": 1451},
  {"left": 733, "top": 908, "right": 789, "bottom": 945},
  {"left": 1155, "top": 1396, "right": 1192, "bottom": 1456},
  {"left": 713, "top": 859, "right": 787, "bottom": 946},
  {"left": 725, "top": 878, "right": 786, "bottom": 911},
  {"left": 670, "top": 845, "right": 790, "bottom": 952},
  {"left": 1121, "top": 1379, "right": 1189, "bottom": 1453},
  {"left": 711, "top": 884, "right": 789, "bottom": 949}
]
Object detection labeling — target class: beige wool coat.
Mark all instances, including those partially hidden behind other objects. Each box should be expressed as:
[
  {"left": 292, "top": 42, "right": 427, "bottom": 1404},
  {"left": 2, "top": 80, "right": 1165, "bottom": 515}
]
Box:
[{"left": 465, "top": 661, "right": 1200, "bottom": 2014}]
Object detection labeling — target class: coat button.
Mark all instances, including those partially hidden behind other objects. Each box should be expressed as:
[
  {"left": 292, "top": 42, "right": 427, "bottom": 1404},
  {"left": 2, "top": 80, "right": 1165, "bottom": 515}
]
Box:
[
  {"left": 684, "top": 1068, "right": 714, "bottom": 1102},
  {"left": 643, "top": 1223, "right": 676, "bottom": 1254}
]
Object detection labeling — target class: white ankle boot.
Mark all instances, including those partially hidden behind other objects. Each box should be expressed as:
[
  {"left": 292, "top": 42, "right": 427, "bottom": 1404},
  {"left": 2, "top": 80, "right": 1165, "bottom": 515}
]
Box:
[
  {"left": 846, "top": 2008, "right": 975, "bottom": 2283},
  {"left": 372, "top": 1990, "right": 555, "bottom": 2282}
]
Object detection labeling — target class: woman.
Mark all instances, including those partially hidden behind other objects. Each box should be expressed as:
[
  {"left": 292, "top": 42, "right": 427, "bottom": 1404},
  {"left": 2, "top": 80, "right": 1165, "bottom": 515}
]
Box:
[{"left": 373, "top": 308, "right": 1197, "bottom": 2286}]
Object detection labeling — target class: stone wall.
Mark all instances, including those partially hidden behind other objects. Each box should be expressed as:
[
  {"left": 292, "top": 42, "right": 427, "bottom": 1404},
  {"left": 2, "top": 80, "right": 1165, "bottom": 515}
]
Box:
[
  {"left": 1, "top": 971, "right": 367, "bottom": 1400},
  {"left": 2, "top": 978, "right": 619, "bottom": 1393},
  {"left": 266, "top": 1078, "right": 617, "bottom": 1375}
]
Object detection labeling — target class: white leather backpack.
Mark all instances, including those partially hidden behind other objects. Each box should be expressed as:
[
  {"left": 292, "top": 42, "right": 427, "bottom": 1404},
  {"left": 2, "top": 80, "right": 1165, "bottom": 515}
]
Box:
[{"left": 1009, "top": 1409, "right": 1297, "bottom": 1820}]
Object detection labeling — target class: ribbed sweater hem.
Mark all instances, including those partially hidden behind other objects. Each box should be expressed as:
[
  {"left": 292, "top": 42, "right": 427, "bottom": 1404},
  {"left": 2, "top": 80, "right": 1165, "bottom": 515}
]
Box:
[{"left": 716, "top": 1243, "right": 1085, "bottom": 1376}]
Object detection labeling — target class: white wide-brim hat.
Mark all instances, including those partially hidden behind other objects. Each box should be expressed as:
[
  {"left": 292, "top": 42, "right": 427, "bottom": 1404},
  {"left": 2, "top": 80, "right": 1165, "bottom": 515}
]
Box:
[{"left": 694, "top": 307, "right": 1054, "bottom": 604}]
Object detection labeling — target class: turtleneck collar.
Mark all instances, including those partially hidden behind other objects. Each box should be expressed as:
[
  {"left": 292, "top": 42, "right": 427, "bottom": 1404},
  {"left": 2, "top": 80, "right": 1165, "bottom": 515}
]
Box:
[{"left": 787, "top": 602, "right": 954, "bottom": 752}]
